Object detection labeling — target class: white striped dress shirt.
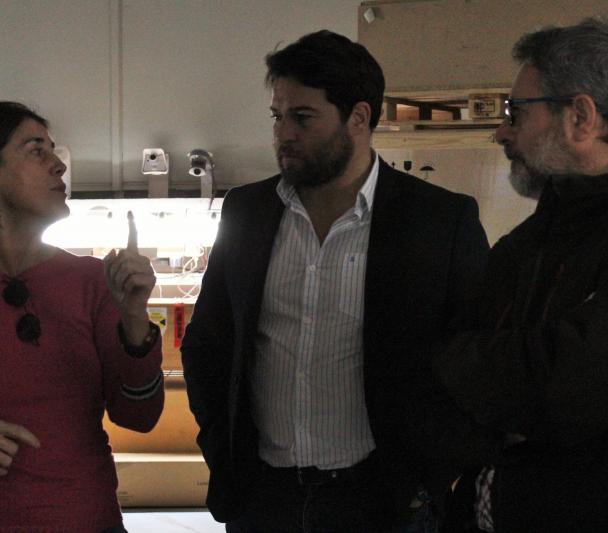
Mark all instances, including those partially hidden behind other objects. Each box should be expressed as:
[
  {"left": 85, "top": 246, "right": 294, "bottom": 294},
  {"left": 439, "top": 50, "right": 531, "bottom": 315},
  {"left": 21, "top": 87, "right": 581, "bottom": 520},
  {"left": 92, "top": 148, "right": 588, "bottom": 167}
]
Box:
[{"left": 250, "top": 154, "right": 380, "bottom": 469}]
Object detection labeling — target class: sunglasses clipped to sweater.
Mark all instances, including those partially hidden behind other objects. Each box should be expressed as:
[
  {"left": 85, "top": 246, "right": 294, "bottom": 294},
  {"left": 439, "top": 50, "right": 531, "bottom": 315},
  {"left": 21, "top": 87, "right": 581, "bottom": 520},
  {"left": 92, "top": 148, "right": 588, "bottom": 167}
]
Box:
[{"left": 3, "top": 278, "right": 42, "bottom": 345}]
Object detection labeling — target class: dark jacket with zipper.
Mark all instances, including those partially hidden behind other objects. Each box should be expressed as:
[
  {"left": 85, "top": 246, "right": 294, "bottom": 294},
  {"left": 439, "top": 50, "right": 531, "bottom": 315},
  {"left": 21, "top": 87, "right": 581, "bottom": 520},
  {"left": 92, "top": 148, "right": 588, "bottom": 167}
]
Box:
[{"left": 436, "top": 175, "right": 608, "bottom": 533}]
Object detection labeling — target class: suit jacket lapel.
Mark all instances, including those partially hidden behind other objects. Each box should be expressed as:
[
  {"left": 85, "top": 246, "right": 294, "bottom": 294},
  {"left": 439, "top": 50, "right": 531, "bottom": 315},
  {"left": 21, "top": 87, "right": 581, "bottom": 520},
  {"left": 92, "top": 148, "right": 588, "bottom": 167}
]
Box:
[{"left": 366, "top": 162, "right": 407, "bottom": 316}]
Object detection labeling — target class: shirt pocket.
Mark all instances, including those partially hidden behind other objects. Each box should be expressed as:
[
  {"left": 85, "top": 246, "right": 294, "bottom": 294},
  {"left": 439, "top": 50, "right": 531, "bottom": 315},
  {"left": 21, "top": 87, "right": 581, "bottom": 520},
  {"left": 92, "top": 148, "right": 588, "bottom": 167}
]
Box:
[{"left": 339, "top": 253, "right": 366, "bottom": 319}]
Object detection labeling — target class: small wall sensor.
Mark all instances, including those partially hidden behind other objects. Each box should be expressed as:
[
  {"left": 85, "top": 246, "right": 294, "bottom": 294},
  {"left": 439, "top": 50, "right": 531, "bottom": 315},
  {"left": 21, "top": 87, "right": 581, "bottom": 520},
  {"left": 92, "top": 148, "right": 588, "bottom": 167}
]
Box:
[{"left": 363, "top": 7, "right": 376, "bottom": 24}]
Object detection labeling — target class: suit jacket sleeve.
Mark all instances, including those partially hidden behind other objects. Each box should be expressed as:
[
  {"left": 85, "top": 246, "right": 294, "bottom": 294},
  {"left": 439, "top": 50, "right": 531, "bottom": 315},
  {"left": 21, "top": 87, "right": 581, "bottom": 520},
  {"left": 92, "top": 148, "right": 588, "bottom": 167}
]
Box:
[
  {"left": 391, "top": 193, "right": 505, "bottom": 515},
  {"left": 444, "top": 196, "right": 490, "bottom": 332},
  {"left": 181, "top": 190, "right": 235, "bottom": 474},
  {"left": 403, "top": 196, "right": 503, "bottom": 473}
]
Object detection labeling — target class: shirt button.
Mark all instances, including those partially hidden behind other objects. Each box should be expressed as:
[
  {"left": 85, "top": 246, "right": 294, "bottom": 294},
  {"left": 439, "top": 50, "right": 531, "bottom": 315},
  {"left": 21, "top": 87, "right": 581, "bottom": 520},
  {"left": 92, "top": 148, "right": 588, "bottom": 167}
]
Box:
[{"left": 307, "top": 264, "right": 316, "bottom": 273}]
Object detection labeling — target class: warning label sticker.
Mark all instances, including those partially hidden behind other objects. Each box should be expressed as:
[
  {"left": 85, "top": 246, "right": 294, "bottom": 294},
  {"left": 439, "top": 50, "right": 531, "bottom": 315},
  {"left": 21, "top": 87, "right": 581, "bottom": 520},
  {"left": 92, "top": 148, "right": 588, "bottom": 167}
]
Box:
[{"left": 147, "top": 307, "right": 168, "bottom": 336}]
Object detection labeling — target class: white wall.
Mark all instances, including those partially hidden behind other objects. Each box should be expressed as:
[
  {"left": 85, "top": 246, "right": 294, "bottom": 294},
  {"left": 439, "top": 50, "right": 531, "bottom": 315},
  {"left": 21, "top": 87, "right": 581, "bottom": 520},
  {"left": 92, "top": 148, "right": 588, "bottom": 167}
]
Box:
[
  {"left": 1, "top": 0, "right": 113, "bottom": 189},
  {"left": 0, "top": 0, "right": 361, "bottom": 192}
]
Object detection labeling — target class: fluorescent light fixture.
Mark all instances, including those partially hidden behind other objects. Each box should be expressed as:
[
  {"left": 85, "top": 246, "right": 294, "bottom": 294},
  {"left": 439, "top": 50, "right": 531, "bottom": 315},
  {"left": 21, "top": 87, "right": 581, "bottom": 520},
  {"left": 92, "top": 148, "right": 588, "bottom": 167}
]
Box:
[{"left": 42, "top": 198, "right": 222, "bottom": 250}]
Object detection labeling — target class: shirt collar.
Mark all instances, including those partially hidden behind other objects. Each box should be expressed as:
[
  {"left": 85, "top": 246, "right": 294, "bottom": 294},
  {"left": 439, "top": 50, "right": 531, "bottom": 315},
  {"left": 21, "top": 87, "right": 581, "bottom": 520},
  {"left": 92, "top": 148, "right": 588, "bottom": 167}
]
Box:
[
  {"left": 276, "top": 150, "right": 380, "bottom": 217},
  {"left": 357, "top": 150, "right": 379, "bottom": 216}
]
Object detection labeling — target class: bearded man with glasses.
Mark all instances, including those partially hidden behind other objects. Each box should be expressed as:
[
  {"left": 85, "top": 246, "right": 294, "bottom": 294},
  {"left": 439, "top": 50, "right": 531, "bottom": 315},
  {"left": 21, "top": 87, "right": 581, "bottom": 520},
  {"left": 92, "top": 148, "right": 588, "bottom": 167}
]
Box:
[
  {"left": 406, "top": 17, "right": 608, "bottom": 533},
  {"left": 0, "top": 102, "right": 164, "bottom": 533}
]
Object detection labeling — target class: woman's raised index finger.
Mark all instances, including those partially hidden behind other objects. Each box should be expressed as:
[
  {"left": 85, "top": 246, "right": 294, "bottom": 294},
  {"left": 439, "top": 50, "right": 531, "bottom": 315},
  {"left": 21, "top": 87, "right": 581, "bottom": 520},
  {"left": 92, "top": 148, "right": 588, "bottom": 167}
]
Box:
[{"left": 127, "top": 211, "right": 138, "bottom": 252}]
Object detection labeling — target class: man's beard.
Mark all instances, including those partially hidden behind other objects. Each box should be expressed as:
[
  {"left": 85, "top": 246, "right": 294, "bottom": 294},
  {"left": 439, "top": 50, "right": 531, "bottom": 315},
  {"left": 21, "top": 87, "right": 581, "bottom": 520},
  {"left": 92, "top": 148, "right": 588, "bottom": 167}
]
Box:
[
  {"left": 507, "top": 122, "right": 577, "bottom": 199},
  {"left": 276, "top": 125, "right": 354, "bottom": 188},
  {"left": 508, "top": 159, "right": 549, "bottom": 199}
]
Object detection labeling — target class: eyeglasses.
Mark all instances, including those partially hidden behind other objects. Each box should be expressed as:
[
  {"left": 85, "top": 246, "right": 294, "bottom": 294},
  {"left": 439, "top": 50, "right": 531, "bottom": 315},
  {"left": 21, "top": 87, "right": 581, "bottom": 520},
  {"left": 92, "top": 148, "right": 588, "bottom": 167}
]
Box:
[
  {"left": 2, "top": 278, "right": 41, "bottom": 345},
  {"left": 504, "top": 96, "right": 608, "bottom": 127},
  {"left": 504, "top": 97, "right": 574, "bottom": 127}
]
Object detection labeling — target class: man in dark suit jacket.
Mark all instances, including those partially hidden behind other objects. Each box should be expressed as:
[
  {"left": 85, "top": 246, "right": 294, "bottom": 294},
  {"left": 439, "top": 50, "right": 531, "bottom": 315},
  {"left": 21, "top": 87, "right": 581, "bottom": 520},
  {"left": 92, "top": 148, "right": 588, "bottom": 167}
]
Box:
[{"left": 182, "top": 30, "right": 491, "bottom": 533}]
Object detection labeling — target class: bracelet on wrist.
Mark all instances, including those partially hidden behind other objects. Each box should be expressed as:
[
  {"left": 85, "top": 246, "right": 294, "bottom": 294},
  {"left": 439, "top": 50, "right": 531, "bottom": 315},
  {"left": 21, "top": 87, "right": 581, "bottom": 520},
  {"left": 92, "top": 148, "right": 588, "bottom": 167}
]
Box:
[{"left": 117, "top": 321, "right": 160, "bottom": 358}]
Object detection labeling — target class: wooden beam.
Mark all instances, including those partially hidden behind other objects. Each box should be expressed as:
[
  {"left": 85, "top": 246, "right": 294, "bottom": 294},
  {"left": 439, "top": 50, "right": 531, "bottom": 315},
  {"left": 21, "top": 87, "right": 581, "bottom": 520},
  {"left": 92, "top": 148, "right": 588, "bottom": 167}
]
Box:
[{"left": 384, "top": 96, "right": 463, "bottom": 119}]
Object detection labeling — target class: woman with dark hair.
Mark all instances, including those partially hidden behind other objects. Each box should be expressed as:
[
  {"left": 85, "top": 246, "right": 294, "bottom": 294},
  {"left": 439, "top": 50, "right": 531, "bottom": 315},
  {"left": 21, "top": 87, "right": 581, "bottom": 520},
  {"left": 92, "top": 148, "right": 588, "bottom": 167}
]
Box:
[{"left": 0, "top": 101, "right": 164, "bottom": 532}]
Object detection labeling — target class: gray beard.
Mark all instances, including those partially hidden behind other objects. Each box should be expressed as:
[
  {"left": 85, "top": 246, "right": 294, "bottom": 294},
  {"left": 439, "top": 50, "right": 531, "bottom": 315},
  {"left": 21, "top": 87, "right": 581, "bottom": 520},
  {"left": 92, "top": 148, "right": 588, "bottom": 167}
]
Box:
[
  {"left": 508, "top": 159, "right": 549, "bottom": 199},
  {"left": 507, "top": 123, "right": 577, "bottom": 199}
]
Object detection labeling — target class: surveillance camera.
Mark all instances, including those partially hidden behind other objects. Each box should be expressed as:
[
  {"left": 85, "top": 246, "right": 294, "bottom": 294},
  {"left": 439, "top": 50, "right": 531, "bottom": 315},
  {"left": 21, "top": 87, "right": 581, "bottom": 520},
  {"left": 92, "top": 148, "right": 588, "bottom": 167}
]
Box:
[
  {"left": 188, "top": 149, "right": 214, "bottom": 177},
  {"left": 187, "top": 149, "right": 216, "bottom": 198},
  {"left": 142, "top": 148, "right": 169, "bottom": 175}
]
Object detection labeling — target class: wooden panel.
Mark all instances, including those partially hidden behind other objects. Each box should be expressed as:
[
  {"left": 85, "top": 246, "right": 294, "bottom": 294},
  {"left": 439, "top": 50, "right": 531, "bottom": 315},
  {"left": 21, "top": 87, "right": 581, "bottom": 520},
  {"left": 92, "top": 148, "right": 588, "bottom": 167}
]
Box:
[
  {"left": 359, "top": 0, "right": 608, "bottom": 92},
  {"left": 374, "top": 125, "right": 499, "bottom": 150},
  {"left": 104, "top": 378, "right": 200, "bottom": 454},
  {"left": 115, "top": 453, "right": 209, "bottom": 507},
  {"left": 104, "top": 303, "right": 201, "bottom": 453},
  {"left": 374, "top": 131, "right": 537, "bottom": 245}
]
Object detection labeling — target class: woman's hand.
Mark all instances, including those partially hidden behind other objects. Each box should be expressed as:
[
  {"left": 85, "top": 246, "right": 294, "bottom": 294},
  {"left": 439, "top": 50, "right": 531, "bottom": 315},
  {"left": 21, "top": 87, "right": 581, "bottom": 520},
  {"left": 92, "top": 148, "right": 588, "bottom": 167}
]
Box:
[
  {"left": 103, "top": 211, "right": 156, "bottom": 345},
  {"left": 0, "top": 420, "right": 40, "bottom": 476}
]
